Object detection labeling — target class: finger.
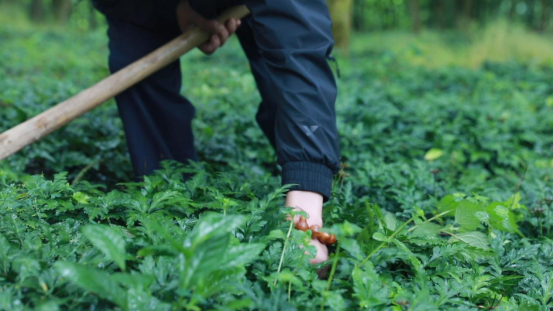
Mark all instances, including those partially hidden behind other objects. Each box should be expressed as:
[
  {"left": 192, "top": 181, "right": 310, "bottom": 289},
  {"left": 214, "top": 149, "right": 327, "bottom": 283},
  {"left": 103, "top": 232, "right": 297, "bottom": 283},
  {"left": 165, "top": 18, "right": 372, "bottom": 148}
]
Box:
[
  {"left": 199, "top": 34, "right": 220, "bottom": 55},
  {"left": 217, "top": 24, "right": 230, "bottom": 46},
  {"left": 226, "top": 19, "right": 238, "bottom": 35},
  {"left": 199, "top": 42, "right": 214, "bottom": 55},
  {"left": 308, "top": 239, "right": 329, "bottom": 264},
  {"left": 211, "top": 33, "right": 221, "bottom": 50},
  {"left": 197, "top": 18, "right": 225, "bottom": 34}
]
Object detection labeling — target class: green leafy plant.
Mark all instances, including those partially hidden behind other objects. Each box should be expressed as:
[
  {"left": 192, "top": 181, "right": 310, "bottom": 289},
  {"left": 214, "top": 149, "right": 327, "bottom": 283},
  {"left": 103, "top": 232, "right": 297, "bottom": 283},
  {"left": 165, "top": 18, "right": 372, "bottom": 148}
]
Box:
[{"left": 1, "top": 21, "right": 553, "bottom": 310}]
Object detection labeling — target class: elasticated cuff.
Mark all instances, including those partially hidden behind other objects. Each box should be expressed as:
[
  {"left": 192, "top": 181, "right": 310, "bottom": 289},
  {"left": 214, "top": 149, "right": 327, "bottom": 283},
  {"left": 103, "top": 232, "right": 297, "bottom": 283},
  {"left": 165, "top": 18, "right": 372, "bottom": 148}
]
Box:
[{"left": 281, "top": 162, "right": 334, "bottom": 202}]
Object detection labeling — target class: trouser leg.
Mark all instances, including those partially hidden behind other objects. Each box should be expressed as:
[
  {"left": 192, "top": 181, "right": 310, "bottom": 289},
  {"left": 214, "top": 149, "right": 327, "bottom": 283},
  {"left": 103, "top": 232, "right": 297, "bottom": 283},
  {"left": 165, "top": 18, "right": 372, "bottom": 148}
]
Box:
[
  {"left": 106, "top": 18, "right": 197, "bottom": 177},
  {"left": 236, "top": 17, "right": 277, "bottom": 149}
]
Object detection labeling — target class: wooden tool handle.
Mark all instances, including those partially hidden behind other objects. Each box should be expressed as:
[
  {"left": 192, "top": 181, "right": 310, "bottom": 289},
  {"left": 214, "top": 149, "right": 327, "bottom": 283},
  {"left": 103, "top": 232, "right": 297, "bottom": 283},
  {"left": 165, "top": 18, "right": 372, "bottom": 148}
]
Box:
[{"left": 0, "top": 5, "right": 250, "bottom": 161}]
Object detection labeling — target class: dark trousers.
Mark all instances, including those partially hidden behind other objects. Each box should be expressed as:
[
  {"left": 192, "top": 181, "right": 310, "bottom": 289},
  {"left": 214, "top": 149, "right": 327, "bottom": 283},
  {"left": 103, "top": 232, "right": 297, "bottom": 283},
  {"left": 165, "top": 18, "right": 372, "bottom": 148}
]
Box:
[{"left": 107, "top": 16, "right": 278, "bottom": 176}]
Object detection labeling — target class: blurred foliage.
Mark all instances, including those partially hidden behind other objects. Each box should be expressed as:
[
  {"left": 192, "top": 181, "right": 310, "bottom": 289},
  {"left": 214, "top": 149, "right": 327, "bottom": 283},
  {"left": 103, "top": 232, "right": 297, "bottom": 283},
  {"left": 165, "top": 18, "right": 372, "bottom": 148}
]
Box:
[
  {"left": 1, "top": 0, "right": 552, "bottom": 33},
  {"left": 351, "top": 20, "right": 553, "bottom": 68},
  {"left": 354, "top": 0, "right": 553, "bottom": 32}
]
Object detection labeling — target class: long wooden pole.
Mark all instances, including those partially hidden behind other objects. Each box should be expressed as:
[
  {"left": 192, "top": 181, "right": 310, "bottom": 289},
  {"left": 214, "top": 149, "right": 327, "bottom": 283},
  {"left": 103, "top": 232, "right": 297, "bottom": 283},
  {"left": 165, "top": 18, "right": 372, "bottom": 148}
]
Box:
[{"left": 0, "top": 5, "right": 250, "bottom": 161}]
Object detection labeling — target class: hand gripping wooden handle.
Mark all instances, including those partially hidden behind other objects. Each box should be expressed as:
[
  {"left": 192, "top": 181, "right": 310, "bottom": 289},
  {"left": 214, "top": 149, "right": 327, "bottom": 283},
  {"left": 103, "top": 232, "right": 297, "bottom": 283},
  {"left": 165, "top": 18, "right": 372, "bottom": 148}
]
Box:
[{"left": 0, "top": 5, "right": 250, "bottom": 161}]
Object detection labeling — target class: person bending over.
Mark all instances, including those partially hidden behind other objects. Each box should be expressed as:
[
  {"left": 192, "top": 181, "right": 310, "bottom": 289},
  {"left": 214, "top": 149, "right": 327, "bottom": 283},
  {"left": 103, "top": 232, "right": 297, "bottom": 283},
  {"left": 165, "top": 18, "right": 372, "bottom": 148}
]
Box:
[{"left": 93, "top": 0, "right": 340, "bottom": 263}]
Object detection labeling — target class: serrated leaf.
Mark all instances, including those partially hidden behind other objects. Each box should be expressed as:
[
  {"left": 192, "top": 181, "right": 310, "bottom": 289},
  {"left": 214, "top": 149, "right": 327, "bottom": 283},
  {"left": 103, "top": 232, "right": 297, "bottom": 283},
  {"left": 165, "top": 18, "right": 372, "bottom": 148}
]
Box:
[
  {"left": 455, "top": 200, "right": 484, "bottom": 232},
  {"left": 182, "top": 234, "right": 230, "bottom": 288},
  {"left": 392, "top": 239, "right": 425, "bottom": 275},
  {"left": 54, "top": 261, "right": 127, "bottom": 309},
  {"left": 384, "top": 212, "right": 397, "bottom": 231},
  {"left": 127, "top": 287, "right": 171, "bottom": 311},
  {"left": 352, "top": 262, "right": 389, "bottom": 308},
  {"left": 111, "top": 273, "right": 155, "bottom": 291},
  {"left": 448, "top": 231, "right": 490, "bottom": 250},
  {"left": 219, "top": 243, "right": 265, "bottom": 269},
  {"left": 437, "top": 194, "right": 458, "bottom": 216},
  {"left": 341, "top": 238, "right": 365, "bottom": 260},
  {"left": 82, "top": 225, "right": 127, "bottom": 271},
  {"left": 486, "top": 201, "right": 523, "bottom": 234},
  {"left": 185, "top": 213, "right": 245, "bottom": 248},
  {"left": 410, "top": 222, "right": 442, "bottom": 237},
  {"left": 72, "top": 192, "right": 89, "bottom": 205},
  {"left": 34, "top": 300, "right": 59, "bottom": 311},
  {"left": 268, "top": 229, "right": 286, "bottom": 240},
  {"left": 373, "top": 232, "right": 387, "bottom": 242}
]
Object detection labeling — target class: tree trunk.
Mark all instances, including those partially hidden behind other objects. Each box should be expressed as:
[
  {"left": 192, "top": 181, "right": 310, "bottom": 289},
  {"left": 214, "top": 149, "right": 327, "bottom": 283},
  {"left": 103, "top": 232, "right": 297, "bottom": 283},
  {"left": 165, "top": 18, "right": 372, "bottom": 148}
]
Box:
[
  {"left": 30, "top": 0, "right": 45, "bottom": 22},
  {"left": 327, "top": 0, "right": 354, "bottom": 52},
  {"left": 409, "top": 0, "right": 421, "bottom": 33},
  {"left": 52, "top": 0, "right": 72, "bottom": 24}
]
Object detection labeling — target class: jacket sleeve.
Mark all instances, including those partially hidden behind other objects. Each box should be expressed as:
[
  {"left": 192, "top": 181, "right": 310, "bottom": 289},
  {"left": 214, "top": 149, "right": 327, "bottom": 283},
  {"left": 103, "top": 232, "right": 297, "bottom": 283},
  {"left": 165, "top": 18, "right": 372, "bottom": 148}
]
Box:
[
  {"left": 188, "top": 0, "right": 242, "bottom": 19},
  {"left": 93, "top": 0, "right": 242, "bottom": 26},
  {"left": 92, "top": 0, "right": 181, "bottom": 29},
  {"left": 245, "top": 0, "right": 341, "bottom": 201}
]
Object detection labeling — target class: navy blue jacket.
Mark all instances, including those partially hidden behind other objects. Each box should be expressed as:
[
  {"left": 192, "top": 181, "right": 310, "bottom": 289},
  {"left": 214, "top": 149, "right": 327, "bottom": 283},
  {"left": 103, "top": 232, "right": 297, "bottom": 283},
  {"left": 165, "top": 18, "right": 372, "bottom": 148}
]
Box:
[{"left": 93, "top": 0, "right": 341, "bottom": 201}]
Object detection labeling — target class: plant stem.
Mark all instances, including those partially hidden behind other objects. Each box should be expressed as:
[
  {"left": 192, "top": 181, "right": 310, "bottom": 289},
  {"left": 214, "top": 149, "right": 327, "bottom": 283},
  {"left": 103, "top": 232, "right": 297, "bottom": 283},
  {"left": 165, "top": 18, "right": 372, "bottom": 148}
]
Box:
[
  {"left": 288, "top": 251, "right": 306, "bottom": 301},
  {"left": 356, "top": 217, "right": 414, "bottom": 269},
  {"left": 407, "top": 209, "right": 453, "bottom": 233},
  {"left": 72, "top": 157, "right": 100, "bottom": 185},
  {"left": 320, "top": 242, "right": 341, "bottom": 311},
  {"left": 275, "top": 219, "right": 294, "bottom": 286},
  {"left": 325, "top": 243, "right": 341, "bottom": 292}
]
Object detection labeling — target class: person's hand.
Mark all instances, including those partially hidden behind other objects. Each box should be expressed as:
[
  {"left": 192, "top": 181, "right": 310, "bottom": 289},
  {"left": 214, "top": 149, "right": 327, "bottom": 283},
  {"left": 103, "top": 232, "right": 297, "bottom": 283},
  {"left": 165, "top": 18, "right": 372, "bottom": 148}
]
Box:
[
  {"left": 176, "top": 0, "right": 241, "bottom": 55},
  {"left": 286, "top": 190, "right": 329, "bottom": 264}
]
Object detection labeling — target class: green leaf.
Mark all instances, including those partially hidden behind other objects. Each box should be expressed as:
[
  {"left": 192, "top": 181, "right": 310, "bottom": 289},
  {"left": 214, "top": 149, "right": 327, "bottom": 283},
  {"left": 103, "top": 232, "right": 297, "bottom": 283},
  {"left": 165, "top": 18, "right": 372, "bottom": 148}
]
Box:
[
  {"left": 384, "top": 212, "right": 397, "bottom": 231},
  {"left": 448, "top": 231, "right": 490, "bottom": 250},
  {"left": 148, "top": 190, "right": 189, "bottom": 213},
  {"left": 410, "top": 222, "right": 442, "bottom": 237},
  {"left": 270, "top": 269, "right": 303, "bottom": 287},
  {"left": 268, "top": 229, "right": 286, "bottom": 240},
  {"left": 352, "top": 262, "right": 389, "bottom": 308},
  {"left": 72, "top": 192, "right": 89, "bottom": 205},
  {"left": 111, "top": 273, "right": 155, "bottom": 291},
  {"left": 82, "top": 225, "right": 127, "bottom": 271},
  {"left": 221, "top": 299, "right": 253, "bottom": 310},
  {"left": 185, "top": 213, "right": 245, "bottom": 248},
  {"left": 195, "top": 267, "right": 246, "bottom": 297},
  {"left": 455, "top": 200, "right": 484, "bottom": 232},
  {"left": 372, "top": 232, "right": 387, "bottom": 242},
  {"left": 392, "top": 239, "right": 425, "bottom": 276},
  {"left": 219, "top": 243, "right": 265, "bottom": 269},
  {"left": 486, "top": 198, "right": 524, "bottom": 235},
  {"left": 127, "top": 288, "right": 171, "bottom": 311},
  {"left": 325, "top": 291, "right": 346, "bottom": 311},
  {"left": 341, "top": 238, "right": 365, "bottom": 260},
  {"left": 182, "top": 234, "right": 230, "bottom": 288},
  {"left": 437, "top": 194, "right": 459, "bottom": 216},
  {"left": 34, "top": 300, "right": 60, "bottom": 311},
  {"left": 424, "top": 148, "right": 444, "bottom": 161},
  {"left": 54, "top": 261, "right": 127, "bottom": 309}
]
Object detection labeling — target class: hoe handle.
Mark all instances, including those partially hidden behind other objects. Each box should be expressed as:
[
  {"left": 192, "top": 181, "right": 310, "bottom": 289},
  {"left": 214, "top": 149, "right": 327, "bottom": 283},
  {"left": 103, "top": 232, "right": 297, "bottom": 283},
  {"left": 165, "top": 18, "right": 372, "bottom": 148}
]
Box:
[{"left": 0, "top": 5, "right": 250, "bottom": 161}]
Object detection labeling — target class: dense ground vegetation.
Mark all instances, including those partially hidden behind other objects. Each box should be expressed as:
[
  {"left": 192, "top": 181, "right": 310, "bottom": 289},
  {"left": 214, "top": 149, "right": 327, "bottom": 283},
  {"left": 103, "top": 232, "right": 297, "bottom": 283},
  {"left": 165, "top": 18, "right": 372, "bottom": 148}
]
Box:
[{"left": 1, "top": 19, "right": 553, "bottom": 310}]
